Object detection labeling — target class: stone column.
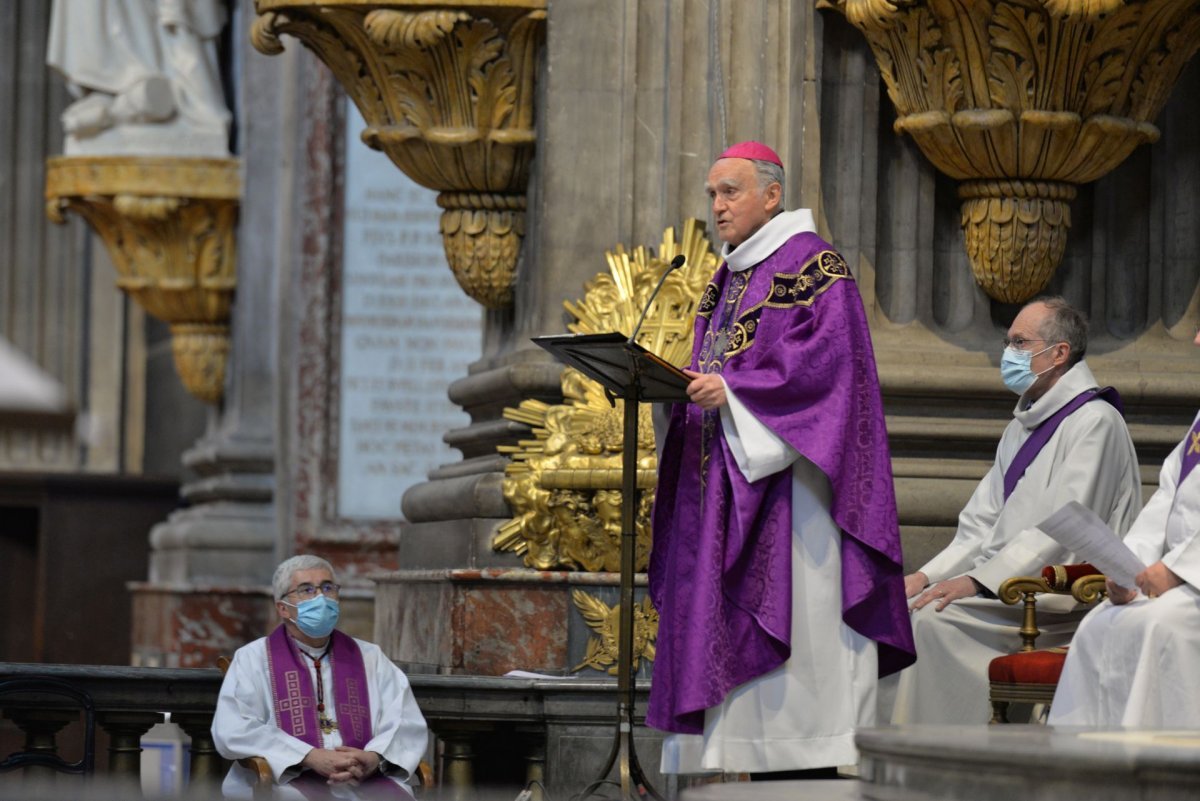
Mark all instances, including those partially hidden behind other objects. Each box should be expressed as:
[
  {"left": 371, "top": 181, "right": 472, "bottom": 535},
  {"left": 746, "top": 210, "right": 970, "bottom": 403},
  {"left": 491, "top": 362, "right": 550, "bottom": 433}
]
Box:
[{"left": 133, "top": 0, "right": 340, "bottom": 665}]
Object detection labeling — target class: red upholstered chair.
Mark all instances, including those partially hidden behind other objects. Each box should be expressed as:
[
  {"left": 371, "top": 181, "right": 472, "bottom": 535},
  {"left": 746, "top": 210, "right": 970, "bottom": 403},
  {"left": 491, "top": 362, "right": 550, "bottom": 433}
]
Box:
[{"left": 988, "top": 563, "right": 1107, "bottom": 723}]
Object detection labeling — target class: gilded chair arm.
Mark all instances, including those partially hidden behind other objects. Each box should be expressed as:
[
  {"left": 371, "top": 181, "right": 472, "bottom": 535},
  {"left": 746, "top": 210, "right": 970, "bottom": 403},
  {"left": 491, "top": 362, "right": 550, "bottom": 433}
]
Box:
[
  {"left": 997, "top": 577, "right": 1052, "bottom": 604},
  {"left": 997, "top": 577, "right": 1053, "bottom": 652},
  {"left": 1071, "top": 573, "right": 1107, "bottom": 604}
]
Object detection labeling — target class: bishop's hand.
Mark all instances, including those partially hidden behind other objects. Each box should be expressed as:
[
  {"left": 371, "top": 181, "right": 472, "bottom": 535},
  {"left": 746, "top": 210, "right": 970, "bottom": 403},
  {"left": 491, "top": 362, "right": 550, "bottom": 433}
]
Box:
[{"left": 683, "top": 369, "right": 727, "bottom": 410}]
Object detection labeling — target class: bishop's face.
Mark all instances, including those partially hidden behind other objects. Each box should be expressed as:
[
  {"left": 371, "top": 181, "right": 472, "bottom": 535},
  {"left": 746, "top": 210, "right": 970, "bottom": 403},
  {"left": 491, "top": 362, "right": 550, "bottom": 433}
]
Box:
[{"left": 706, "top": 158, "right": 781, "bottom": 248}]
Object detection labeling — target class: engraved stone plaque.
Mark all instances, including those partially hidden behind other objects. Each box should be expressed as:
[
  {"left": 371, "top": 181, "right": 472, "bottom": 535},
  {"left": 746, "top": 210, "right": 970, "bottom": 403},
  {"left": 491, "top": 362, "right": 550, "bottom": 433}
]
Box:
[{"left": 337, "top": 104, "right": 481, "bottom": 519}]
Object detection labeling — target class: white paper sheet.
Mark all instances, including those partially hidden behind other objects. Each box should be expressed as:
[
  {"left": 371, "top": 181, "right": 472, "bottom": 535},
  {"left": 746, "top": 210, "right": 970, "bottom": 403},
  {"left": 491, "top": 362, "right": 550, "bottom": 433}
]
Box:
[{"left": 1037, "top": 501, "right": 1147, "bottom": 588}]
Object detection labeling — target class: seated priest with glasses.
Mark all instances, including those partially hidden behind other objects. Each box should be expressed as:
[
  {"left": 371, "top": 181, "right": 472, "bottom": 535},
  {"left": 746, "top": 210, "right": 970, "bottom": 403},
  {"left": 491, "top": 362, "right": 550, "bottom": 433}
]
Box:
[
  {"left": 213, "top": 555, "right": 428, "bottom": 799},
  {"left": 887, "top": 297, "right": 1142, "bottom": 725}
]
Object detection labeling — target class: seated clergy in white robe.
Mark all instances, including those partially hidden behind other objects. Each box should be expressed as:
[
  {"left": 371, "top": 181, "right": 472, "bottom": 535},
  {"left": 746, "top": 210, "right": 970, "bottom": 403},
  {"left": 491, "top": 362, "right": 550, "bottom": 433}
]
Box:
[
  {"left": 1049, "top": 398, "right": 1200, "bottom": 728},
  {"left": 213, "top": 555, "right": 427, "bottom": 799},
  {"left": 889, "top": 297, "right": 1142, "bottom": 725}
]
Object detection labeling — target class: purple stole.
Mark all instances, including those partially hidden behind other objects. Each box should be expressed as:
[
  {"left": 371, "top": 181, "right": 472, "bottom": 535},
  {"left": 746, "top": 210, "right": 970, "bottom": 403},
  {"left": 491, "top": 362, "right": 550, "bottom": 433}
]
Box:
[
  {"left": 1178, "top": 415, "right": 1200, "bottom": 485},
  {"left": 1002, "top": 387, "right": 1123, "bottom": 501},
  {"left": 266, "top": 626, "right": 407, "bottom": 800}
]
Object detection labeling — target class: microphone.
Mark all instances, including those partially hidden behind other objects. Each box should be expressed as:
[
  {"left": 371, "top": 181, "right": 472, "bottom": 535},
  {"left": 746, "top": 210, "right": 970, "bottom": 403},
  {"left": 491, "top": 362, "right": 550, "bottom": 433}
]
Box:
[{"left": 628, "top": 254, "right": 686, "bottom": 345}]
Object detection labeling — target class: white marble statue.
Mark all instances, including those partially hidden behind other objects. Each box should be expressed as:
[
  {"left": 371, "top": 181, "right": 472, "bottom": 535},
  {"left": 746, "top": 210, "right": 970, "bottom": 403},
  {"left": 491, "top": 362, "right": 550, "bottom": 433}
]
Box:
[{"left": 47, "top": 0, "right": 231, "bottom": 157}]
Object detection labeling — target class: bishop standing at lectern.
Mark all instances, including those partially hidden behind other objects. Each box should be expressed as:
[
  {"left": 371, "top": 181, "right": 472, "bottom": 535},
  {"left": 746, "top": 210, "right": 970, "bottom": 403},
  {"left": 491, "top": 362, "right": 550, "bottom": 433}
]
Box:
[{"left": 648, "top": 141, "right": 915, "bottom": 775}]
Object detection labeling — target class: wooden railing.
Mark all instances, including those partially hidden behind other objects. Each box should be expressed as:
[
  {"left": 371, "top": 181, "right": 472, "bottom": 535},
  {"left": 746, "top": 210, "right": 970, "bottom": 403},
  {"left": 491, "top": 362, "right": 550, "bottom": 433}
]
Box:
[
  {"left": 0, "top": 663, "right": 659, "bottom": 799},
  {"left": 0, "top": 663, "right": 225, "bottom": 784}
]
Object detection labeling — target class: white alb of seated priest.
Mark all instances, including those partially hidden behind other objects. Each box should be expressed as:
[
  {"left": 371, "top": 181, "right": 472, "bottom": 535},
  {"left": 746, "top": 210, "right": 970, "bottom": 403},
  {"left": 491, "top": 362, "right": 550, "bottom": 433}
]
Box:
[{"left": 212, "top": 555, "right": 428, "bottom": 800}]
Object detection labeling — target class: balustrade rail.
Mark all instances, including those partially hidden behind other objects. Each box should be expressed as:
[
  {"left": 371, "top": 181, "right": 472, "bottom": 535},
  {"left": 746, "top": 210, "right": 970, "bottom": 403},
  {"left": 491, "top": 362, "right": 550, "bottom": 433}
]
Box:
[{"left": 0, "top": 663, "right": 656, "bottom": 799}]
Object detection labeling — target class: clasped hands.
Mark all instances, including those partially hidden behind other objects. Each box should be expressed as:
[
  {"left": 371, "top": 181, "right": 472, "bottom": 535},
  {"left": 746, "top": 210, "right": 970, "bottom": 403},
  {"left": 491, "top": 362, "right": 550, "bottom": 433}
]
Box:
[
  {"left": 302, "top": 746, "right": 382, "bottom": 785},
  {"left": 683, "top": 369, "right": 726, "bottom": 410},
  {"left": 1106, "top": 560, "right": 1182, "bottom": 605}
]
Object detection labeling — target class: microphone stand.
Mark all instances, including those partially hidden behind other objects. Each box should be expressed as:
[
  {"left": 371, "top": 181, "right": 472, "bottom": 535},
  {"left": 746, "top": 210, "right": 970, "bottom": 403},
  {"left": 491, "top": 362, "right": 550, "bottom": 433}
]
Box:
[{"left": 579, "top": 255, "right": 683, "bottom": 801}]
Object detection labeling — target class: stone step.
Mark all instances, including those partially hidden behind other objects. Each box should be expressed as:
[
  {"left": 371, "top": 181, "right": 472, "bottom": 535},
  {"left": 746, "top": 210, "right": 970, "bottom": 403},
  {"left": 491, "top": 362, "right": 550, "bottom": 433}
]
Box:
[{"left": 681, "top": 779, "right": 864, "bottom": 800}]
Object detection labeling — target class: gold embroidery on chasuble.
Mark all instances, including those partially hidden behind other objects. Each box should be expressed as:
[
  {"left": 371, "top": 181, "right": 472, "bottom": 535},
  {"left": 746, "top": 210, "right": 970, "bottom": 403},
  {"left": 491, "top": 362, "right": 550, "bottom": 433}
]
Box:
[
  {"left": 722, "top": 250, "right": 851, "bottom": 360},
  {"left": 1189, "top": 430, "right": 1200, "bottom": 457},
  {"left": 697, "top": 271, "right": 750, "bottom": 495}
]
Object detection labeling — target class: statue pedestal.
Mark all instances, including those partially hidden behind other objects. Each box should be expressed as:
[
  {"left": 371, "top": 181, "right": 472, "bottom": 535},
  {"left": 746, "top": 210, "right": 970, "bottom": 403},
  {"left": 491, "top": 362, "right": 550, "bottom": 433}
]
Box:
[{"left": 374, "top": 569, "right": 655, "bottom": 680}]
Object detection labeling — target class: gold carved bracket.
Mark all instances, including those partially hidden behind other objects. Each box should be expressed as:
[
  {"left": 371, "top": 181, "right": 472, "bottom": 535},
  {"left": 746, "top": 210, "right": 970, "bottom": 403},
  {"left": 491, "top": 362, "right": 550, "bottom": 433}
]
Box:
[
  {"left": 252, "top": 1, "right": 546, "bottom": 309},
  {"left": 821, "top": 0, "right": 1200, "bottom": 303},
  {"left": 46, "top": 156, "right": 240, "bottom": 404}
]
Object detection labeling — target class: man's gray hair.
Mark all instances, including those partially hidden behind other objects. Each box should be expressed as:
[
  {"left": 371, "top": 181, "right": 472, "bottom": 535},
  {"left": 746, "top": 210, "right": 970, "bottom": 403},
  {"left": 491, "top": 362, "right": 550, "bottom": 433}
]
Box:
[
  {"left": 752, "top": 159, "right": 785, "bottom": 196},
  {"left": 1035, "top": 295, "right": 1088, "bottom": 366},
  {"left": 273, "top": 555, "right": 337, "bottom": 600}
]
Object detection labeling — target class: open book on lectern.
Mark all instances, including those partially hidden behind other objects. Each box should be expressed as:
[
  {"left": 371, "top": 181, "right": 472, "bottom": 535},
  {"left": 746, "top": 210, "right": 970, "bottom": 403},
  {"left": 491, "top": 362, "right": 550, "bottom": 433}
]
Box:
[{"left": 532, "top": 332, "right": 691, "bottom": 404}]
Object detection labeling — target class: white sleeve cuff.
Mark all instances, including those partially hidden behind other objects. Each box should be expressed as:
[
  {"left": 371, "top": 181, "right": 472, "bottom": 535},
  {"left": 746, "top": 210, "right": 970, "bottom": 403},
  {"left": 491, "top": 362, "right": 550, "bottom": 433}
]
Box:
[{"left": 719, "top": 379, "right": 798, "bottom": 482}]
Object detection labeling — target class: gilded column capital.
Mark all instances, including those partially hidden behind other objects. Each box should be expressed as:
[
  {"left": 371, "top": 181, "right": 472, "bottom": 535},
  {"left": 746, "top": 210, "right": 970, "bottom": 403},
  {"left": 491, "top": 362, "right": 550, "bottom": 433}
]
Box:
[
  {"left": 821, "top": 0, "right": 1200, "bottom": 303},
  {"left": 252, "top": 1, "right": 547, "bottom": 309},
  {"left": 45, "top": 156, "right": 240, "bottom": 404}
]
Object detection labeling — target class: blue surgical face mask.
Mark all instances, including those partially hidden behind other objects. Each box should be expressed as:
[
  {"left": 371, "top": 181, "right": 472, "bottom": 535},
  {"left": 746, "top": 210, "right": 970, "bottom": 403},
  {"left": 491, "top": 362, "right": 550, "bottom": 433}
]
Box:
[
  {"left": 283, "top": 595, "right": 340, "bottom": 639},
  {"left": 1000, "top": 344, "right": 1053, "bottom": 395}
]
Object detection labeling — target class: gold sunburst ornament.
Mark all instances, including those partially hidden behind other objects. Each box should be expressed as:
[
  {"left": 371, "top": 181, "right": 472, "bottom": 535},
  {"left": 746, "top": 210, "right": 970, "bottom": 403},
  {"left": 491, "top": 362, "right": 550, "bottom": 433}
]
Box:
[{"left": 494, "top": 219, "right": 718, "bottom": 571}]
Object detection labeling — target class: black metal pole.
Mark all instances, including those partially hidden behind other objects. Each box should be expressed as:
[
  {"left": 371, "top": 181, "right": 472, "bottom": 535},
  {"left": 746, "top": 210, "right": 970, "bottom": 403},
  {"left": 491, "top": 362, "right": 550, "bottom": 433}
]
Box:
[{"left": 580, "top": 362, "right": 663, "bottom": 801}]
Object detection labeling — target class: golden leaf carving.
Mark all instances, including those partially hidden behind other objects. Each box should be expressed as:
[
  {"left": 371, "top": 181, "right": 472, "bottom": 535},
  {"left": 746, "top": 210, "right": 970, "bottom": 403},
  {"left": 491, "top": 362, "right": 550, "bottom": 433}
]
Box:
[
  {"left": 571, "top": 590, "right": 658, "bottom": 675},
  {"left": 826, "top": 0, "right": 1200, "bottom": 303},
  {"left": 45, "top": 156, "right": 239, "bottom": 404},
  {"left": 113, "top": 194, "right": 183, "bottom": 221},
  {"left": 363, "top": 9, "right": 469, "bottom": 50},
  {"left": 253, "top": 1, "right": 546, "bottom": 309},
  {"left": 1041, "top": 0, "right": 1126, "bottom": 18},
  {"left": 495, "top": 220, "right": 719, "bottom": 571},
  {"left": 249, "top": 11, "right": 287, "bottom": 55}
]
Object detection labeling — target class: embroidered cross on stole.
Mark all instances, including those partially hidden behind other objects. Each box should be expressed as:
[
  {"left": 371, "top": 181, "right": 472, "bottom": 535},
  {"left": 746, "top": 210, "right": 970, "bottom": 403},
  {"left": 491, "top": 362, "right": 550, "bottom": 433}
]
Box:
[{"left": 1178, "top": 416, "right": 1200, "bottom": 485}]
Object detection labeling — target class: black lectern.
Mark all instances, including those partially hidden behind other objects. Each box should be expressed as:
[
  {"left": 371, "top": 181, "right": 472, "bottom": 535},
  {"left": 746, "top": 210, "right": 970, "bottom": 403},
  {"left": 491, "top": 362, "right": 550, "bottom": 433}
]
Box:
[{"left": 533, "top": 332, "right": 689, "bottom": 800}]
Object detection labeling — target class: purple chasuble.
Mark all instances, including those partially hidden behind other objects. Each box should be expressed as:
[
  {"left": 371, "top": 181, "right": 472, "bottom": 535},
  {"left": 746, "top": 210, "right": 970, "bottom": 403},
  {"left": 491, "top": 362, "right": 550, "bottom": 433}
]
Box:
[
  {"left": 1179, "top": 415, "right": 1200, "bottom": 485},
  {"left": 1002, "top": 387, "right": 1123, "bottom": 501},
  {"left": 266, "top": 626, "right": 406, "bottom": 800},
  {"left": 647, "top": 232, "right": 916, "bottom": 735}
]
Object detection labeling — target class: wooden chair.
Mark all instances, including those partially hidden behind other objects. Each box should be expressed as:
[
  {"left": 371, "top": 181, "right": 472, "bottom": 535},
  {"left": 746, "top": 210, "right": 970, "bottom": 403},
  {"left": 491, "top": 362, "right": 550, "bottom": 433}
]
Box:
[
  {"left": 216, "top": 656, "right": 274, "bottom": 799},
  {"left": 215, "top": 656, "right": 433, "bottom": 796},
  {"left": 988, "top": 563, "right": 1106, "bottom": 723}
]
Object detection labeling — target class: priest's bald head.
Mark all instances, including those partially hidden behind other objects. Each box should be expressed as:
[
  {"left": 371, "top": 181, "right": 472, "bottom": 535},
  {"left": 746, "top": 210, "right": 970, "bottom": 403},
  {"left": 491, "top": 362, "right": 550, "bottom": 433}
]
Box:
[
  {"left": 1003, "top": 296, "right": 1088, "bottom": 402},
  {"left": 706, "top": 141, "right": 785, "bottom": 248}
]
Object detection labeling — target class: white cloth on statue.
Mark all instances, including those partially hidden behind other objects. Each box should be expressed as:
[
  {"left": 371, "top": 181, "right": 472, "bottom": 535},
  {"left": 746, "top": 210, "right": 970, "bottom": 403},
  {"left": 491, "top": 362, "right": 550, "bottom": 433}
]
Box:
[
  {"left": 660, "top": 383, "right": 877, "bottom": 773},
  {"left": 46, "top": 0, "right": 230, "bottom": 156},
  {"left": 213, "top": 633, "right": 428, "bottom": 799},
  {"left": 1050, "top": 412, "right": 1200, "bottom": 727},
  {"left": 888, "top": 361, "right": 1141, "bottom": 725}
]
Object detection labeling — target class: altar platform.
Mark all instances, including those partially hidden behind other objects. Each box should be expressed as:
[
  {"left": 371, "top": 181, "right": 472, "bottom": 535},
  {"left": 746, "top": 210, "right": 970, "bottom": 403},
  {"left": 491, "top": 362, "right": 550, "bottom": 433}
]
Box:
[{"left": 680, "top": 725, "right": 1200, "bottom": 801}]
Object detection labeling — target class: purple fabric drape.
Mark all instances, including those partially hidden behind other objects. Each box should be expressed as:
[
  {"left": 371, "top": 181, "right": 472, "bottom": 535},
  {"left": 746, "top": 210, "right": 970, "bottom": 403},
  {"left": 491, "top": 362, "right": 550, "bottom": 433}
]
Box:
[{"left": 648, "top": 233, "right": 915, "bottom": 734}]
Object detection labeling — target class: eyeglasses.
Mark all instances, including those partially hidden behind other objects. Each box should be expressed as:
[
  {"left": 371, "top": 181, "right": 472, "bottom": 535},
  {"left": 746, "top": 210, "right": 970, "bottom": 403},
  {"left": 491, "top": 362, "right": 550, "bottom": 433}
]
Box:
[
  {"left": 282, "top": 582, "right": 341, "bottom": 601},
  {"left": 1001, "top": 336, "right": 1046, "bottom": 351}
]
